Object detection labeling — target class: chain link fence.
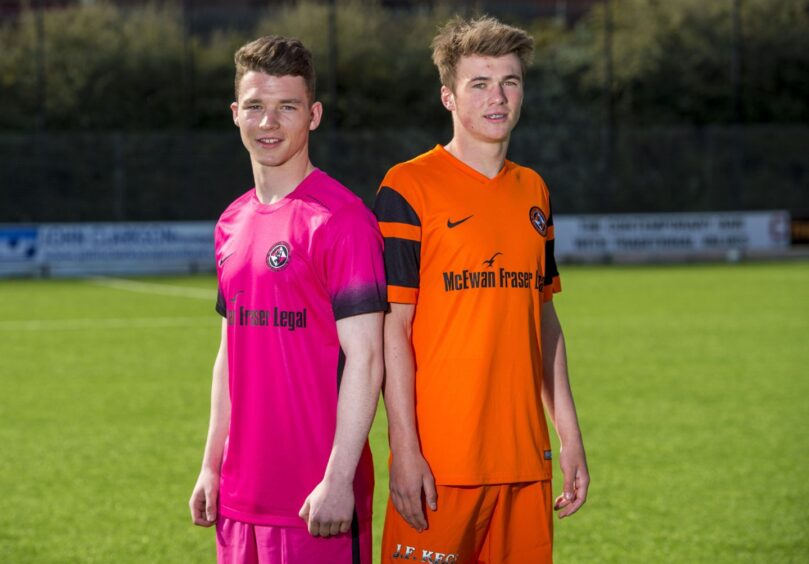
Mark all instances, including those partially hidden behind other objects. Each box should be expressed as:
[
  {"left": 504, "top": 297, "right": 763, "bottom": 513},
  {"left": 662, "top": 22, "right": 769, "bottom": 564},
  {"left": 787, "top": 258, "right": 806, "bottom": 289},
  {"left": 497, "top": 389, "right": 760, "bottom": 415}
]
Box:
[{"left": 2, "top": 124, "right": 806, "bottom": 222}]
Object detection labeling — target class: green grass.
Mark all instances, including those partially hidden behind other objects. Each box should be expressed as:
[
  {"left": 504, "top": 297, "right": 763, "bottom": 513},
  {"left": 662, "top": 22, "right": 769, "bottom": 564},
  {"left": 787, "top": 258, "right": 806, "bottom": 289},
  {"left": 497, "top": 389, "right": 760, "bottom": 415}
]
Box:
[{"left": 1, "top": 263, "right": 807, "bottom": 563}]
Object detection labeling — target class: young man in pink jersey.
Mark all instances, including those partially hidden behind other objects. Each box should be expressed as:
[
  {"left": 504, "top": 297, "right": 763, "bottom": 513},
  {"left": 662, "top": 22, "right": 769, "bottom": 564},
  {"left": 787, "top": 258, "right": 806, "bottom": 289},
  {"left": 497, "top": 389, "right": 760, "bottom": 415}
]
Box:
[{"left": 188, "top": 36, "right": 386, "bottom": 564}]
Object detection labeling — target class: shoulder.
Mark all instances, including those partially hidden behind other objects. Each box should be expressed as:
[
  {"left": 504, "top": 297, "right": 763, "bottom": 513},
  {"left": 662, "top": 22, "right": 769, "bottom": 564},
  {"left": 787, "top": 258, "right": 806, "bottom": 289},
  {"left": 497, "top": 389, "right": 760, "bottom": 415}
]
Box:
[
  {"left": 299, "top": 170, "right": 363, "bottom": 213},
  {"left": 217, "top": 189, "right": 253, "bottom": 224},
  {"left": 506, "top": 161, "right": 551, "bottom": 197},
  {"left": 383, "top": 149, "right": 441, "bottom": 184},
  {"left": 215, "top": 189, "right": 253, "bottom": 245},
  {"left": 377, "top": 148, "right": 443, "bottom": 217},
  {"left": 301, "top": 170, "right": 377, "bottom": 234}
]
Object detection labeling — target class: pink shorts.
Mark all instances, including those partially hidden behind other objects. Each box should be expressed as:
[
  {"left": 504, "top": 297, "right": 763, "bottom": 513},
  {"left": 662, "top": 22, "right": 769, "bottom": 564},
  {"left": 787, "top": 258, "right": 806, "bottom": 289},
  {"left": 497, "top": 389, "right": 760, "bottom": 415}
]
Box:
[{"left": 216, "top": 515, "right": 372, "bottom": 564}]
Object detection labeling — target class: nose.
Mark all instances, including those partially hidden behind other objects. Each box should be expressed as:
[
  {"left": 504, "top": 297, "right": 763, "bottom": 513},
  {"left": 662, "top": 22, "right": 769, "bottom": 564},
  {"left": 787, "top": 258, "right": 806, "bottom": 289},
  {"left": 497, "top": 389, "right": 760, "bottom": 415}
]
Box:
[
  {"left": 259, "top": 110, "right": 280, "bottom": 130},
  {"left": 490, "top": 83, "right": 507, "bottom": 105}
]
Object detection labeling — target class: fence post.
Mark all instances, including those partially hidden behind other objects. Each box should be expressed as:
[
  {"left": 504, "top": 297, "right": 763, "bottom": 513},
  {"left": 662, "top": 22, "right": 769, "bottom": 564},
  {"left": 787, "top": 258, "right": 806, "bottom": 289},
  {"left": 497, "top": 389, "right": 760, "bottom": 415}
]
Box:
[
  {"left": 730, "top": 0, "right": 744, "bottom": 209},
  {"left": 113, "top": 132, "right": 126, "bottom": 220},
  {"left": 602, "top": 0, "right": 615, "bottom": 211}
]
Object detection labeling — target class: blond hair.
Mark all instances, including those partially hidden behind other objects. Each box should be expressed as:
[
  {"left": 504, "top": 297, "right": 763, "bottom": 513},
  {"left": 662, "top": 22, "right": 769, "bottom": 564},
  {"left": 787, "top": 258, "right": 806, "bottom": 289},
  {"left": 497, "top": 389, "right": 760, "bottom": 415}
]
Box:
[
  {"left": 431, "top": 15, "right": 534, "bottom": 90},
  {"left": 234, "top": 35, "right": 316, "bottom": 101}
]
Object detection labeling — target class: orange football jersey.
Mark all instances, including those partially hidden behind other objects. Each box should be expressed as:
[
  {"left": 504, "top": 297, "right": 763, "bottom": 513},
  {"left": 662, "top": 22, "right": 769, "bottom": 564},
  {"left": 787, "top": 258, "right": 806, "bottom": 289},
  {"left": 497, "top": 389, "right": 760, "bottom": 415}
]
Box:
[{"left": 374, "top": 145, "right": 561, "bottom": 484}]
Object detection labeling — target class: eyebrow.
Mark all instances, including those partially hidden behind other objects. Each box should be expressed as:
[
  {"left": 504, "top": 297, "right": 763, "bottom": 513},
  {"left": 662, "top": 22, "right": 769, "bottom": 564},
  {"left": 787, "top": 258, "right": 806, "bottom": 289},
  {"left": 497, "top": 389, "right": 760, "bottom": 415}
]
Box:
[
  {"left": 241, "top": 98, "right": 303, "bottom": 105},
  {"left": 469, "top": 74, "right": 522, "bottom": 82}
]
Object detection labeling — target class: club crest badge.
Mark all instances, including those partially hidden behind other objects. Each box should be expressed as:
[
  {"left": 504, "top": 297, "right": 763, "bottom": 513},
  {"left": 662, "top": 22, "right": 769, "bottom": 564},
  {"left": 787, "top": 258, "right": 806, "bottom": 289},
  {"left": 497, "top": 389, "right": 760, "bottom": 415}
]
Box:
[
  {"left": 529, "top": 206, "right": 548, "bottom": 236},
  {"left": 266, "top": 241, "right": 291, "bottom": 271}
]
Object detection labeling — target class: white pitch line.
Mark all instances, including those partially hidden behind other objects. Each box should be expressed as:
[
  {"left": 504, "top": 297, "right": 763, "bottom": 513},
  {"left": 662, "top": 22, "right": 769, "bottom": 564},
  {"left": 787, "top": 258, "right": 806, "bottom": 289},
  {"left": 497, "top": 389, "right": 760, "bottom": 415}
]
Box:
[
  {"left": 88, "top": 276, "right": 214, "bottom": 300},
  {"left": 0, "top": 316, "right": 214, "bottom": 332}
]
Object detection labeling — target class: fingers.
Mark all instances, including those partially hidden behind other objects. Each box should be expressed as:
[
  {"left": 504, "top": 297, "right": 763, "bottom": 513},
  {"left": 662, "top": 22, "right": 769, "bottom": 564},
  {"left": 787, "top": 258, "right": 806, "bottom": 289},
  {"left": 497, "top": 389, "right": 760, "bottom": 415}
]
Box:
[
  {"left": 423, "top": 473, "right": 437, "bottom": 512},
  {"left": 555, "top": 468, "right": 590, "bottom": 518},
  {"left": 298, "top": 498, "right": 312, "bottom": 533},
  {"left": 189, "top": 488, "right": 216, "bottom": 527},
  {"left": 553, "top": 492, "right": 570, "bottom": 512},
  {"left": 300, "top": 497, "right": 353, "bottom": 538},
  {"left": 206, "top": 487, "right": 218, "bottom": 523},
  {"left": 562, "top": 468, "right": 576, "bottom": 505},
  {"left": 390, "top": 480, "right": 429, "bottom": 532},
  {"left": 307, "top": 516, "right": 352, "bottom": 538}
]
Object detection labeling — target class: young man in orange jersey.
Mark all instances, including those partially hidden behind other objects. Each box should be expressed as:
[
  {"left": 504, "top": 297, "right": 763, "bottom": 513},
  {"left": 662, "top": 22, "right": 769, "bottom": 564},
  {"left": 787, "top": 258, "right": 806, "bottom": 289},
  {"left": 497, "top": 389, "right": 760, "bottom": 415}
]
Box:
[{"left": 373, "top": 16, "right": 589, "bottom": 563}]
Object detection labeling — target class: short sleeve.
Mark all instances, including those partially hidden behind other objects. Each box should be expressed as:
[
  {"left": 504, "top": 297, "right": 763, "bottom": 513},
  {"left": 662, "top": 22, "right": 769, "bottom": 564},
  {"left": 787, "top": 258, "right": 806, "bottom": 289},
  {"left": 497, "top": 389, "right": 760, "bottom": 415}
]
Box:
[
  {"left": 373, "top": 183, "right": 421, "bottom": 304},
  {"left": 543, "top": 196, "right": 562, "bottom": 302},
  {"left": 318, "top": 204, "right": 387, "bottom": 321},
  {"left": 214, "top": 221, "right": 228, "bottom": 317},
  {"left": 215, "top": 287, "right": 227, "bottom": 317}
]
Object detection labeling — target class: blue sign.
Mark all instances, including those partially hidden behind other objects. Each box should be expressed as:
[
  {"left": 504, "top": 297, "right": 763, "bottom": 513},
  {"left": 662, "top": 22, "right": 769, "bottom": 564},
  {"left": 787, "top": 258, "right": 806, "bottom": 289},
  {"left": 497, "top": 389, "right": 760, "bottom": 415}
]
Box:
[{"left": 0, "top": 227, "right": 38, "bottom": 262}]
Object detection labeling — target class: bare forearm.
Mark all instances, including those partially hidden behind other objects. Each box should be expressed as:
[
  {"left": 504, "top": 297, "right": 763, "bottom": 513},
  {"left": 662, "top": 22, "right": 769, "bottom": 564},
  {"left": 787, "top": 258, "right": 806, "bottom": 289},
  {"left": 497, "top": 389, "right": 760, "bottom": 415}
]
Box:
[
  {"left": 200, "top": 323, "right": 230, "bottom": 473},
  {"left": 541, "top": 304, "right": 583, "bottom": 445},
  {"left": 383, "top": 306, "right": 420, "bottom": 454},
  {"left": 324, "top": 352, "right": 383, "bottom": 483},
  {"left": 324, "top": 312, "right": 384, "bottom": 484}
]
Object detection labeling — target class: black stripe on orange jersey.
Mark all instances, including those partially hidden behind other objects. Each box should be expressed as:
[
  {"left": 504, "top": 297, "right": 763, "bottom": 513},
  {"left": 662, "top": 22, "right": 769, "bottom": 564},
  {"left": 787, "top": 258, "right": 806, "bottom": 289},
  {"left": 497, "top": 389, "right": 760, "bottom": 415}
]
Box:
[
  {"left": 374, "top": 186, "right": 420, "bottom": 226},
  {"left": 382, "top": 238, "right": 421, "bottom": 288},
  {"left": 545, "top": 238, "right": 559, "bottom": 281},
  {"left": 545, "top": 198, "right": 559, "bottom": 281}
]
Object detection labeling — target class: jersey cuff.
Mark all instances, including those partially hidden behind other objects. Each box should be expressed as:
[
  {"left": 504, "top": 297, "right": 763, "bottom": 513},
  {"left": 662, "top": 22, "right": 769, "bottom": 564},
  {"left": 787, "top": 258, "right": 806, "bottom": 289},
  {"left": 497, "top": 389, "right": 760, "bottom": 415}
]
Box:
[
  {"left": 215, "top": 290, "right": 227, "bottom": 317},
  {"left": 542, "top": 277, "right": 562, "bottom": 302},
  {"left": 333, "top": 298, "right": 388, "bottom": 321},
  {"left": 388, "top": 285, "right": 418, "bottom": 304}
]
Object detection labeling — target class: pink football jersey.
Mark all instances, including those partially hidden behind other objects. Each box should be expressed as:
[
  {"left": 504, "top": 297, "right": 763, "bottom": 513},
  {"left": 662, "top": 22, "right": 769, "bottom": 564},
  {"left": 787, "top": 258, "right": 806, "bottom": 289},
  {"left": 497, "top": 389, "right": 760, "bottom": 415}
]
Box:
[{"left": 214, "top": 169, "right": 386, "bottom": 526}]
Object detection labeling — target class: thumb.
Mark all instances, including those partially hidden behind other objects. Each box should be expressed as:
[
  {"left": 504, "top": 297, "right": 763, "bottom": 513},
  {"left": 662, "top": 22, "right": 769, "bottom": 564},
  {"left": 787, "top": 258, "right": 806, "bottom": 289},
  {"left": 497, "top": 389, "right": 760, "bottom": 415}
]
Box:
[
  {"left": 298, "top": 497, "right": 310, "bottom": 521},
  {"left": 423, "top": 473, "right": 437, "bottom": 512},
  {"left": 563, "top": 468, "right": 576, "bottom": 501},
  {"left": 206, "top": 489, "right": 218, "bottom": 522}
]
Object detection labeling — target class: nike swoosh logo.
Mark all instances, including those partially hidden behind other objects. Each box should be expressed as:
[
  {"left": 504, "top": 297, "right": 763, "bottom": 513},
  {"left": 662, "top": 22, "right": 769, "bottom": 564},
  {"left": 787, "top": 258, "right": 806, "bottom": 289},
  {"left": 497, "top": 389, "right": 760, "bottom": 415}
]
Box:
[
  {"left": 218, "top": 253, "right": 234, "bottom": 267},
  {"left": 447, "top": 215, "right": 473, "bottom": 228}
]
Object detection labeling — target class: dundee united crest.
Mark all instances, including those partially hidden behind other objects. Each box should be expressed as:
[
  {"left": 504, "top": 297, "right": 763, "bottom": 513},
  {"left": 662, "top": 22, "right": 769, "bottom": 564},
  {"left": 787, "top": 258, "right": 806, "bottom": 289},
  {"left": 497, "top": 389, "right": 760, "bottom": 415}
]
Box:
[
  {"left": 266, "top": 242, "right": 291, "bottom": 271},
  {"left": 529, "top": 206, "right": 548, "bottom": 236}
]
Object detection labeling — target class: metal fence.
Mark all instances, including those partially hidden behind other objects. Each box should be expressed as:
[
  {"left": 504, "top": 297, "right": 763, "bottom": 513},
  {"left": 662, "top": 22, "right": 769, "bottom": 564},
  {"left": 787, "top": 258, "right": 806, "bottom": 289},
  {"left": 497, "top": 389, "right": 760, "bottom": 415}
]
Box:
[{"left": 2, "top": 125, "right": 806, "bottom": 222}]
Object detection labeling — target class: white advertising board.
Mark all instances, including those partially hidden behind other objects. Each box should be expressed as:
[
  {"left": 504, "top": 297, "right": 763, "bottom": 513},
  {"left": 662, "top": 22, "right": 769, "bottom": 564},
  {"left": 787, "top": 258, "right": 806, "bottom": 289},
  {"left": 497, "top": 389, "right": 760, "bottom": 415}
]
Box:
[
  {"left": 0, "top": 222, "right": 215, "bottom": 277},
  {"left": 553, "top": 211, "right": 791, "bottom": 261},
  {"left": 0, "top": 211, "right": 795, "bottom": 277}
]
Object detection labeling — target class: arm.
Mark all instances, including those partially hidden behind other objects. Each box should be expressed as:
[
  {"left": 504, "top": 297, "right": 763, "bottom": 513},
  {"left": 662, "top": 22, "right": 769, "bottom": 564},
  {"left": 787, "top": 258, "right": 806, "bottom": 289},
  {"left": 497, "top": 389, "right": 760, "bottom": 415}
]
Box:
[
  {"left": 541, "top": 301, "right": 590, "bottom": 518},
  {"left": 298, "top": 311, "right": 384, "bottom": 537},
  {"left": 189, "top": 318, "right": 230, "bottom": 526},
  {"left": 383, "top": 303, "right": 437, "bottom": 532}
]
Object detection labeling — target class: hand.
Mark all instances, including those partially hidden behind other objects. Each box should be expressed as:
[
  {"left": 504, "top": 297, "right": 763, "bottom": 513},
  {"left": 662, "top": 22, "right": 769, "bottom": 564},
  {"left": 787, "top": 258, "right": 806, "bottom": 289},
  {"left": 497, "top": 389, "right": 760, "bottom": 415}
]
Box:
[
  {"left": 189, "top": 468, "right": 219, "bottom": 527},
  {"left": 298, "top": 477, "right": 355, "bottom": 537},
  {"left": 389, "top": 448, "right": 437, "bottom": 532},
  {"left": 554, "top": 440, "right": 589, "bottom": 518}
]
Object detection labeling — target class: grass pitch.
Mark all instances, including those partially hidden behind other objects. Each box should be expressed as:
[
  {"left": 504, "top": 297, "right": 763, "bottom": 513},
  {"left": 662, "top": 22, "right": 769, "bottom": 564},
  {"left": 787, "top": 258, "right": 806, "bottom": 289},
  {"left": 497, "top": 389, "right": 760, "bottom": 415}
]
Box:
[{"left": 1, "top": 262, "right": 807, "bottom": 563}]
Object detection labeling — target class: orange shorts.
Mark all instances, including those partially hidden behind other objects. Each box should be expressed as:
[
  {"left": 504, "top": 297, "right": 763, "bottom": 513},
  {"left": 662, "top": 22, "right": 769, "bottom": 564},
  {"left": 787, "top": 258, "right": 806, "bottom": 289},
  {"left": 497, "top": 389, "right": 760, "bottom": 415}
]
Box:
[{"left": 381, "top": 481, "right": 553, "bottom": 564}]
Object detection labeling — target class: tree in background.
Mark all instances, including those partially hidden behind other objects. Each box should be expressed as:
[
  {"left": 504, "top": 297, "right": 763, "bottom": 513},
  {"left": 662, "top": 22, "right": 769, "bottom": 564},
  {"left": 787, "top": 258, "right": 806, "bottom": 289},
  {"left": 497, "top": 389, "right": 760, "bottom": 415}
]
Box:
[
  {"left": 0, "top": 0, "right": 806, "bottom": 130},
  {"left": 557, "top": 0, "right": 809, "bottom": 124}
]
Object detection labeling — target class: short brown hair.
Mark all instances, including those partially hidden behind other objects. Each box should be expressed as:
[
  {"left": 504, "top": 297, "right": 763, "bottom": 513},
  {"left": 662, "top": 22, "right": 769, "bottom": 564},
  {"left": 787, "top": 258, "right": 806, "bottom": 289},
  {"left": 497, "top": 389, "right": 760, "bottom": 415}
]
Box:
[
  {"left": 431, "top": 15, "right": 534, "bottom": 90},
  {"left": 234, "top": 35, "right": 316, "bottom": 101}
]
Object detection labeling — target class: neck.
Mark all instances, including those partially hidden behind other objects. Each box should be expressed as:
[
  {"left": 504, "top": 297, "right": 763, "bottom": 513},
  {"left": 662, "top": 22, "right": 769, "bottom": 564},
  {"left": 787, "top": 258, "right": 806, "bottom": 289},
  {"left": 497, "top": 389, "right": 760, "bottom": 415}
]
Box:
[
  {"left": 444, "top": 134, "right": 509, "bottom": 179},
  {"left": 252, "top": 152, "right": 314, "bottom": 205}
]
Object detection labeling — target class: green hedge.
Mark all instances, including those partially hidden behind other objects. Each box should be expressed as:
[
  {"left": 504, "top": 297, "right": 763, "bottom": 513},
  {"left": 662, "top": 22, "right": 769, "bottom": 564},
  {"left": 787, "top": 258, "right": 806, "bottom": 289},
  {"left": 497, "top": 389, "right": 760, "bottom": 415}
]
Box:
[{"left": 0, "top": 0, "right": 807, "bottom": 130}]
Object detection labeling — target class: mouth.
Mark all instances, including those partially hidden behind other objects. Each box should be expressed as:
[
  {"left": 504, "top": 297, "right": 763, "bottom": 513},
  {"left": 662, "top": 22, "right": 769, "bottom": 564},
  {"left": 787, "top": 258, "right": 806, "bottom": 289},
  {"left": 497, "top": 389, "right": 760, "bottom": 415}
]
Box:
[
  {"left": 257, "top": 137, "right": 282, "bottom": 147},
  {"left": 483, "top": 112, "right": 508, "bottom": 122}
]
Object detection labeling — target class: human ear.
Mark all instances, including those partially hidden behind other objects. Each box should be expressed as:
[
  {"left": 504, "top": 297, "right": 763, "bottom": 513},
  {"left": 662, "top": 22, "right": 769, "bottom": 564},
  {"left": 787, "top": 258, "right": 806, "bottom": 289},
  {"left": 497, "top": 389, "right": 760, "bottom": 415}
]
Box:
[{"left": 440, "top": 85, "right": 455, "bottom": 112}]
